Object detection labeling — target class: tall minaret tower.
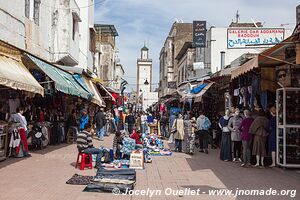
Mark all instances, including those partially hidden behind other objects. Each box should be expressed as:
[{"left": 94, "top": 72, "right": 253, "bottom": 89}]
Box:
[{"left": 137, "top": 44, "right": 152, "bottom": 110}]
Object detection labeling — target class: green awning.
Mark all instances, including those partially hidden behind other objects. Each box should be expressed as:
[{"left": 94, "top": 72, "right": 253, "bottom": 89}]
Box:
[{"left": 25, "top": 54, "right": 92, "bottom": 100}]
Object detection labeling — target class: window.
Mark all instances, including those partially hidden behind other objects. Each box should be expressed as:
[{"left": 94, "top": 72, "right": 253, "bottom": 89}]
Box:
[
  {"left": 72, "top": 17, "right": 77, "bottom": 40},
  {"left": 25, "top": 0, "right": 30, "bottom": 18},
  {"left": 89, "top": 29, "right": 96, "bottom": 52},
  {"left": 33, "top": 0, "right": 41, "bottom": 25}
]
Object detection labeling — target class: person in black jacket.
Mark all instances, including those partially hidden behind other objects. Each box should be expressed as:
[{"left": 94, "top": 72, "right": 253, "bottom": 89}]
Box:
[
  {"left": 160, "top": 114, "right": 169, "bottom": 139},
  {"left": 125, "top": 112, "right": 135, "bottom": 134},
  {"left": 94, "top": 108, "right": 106, "bottom": 141}
]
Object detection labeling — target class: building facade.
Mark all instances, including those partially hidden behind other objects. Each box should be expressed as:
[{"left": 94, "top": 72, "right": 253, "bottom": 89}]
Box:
[
  {"left": 94, "top": 24, "right": 120, "bottom": 90},
  {"left": 204, "top": 24, "right": 292, "bottom": 73},
  {"left": 159, "top": 22, "right": 192, "bottom": 98},
  {"left": 0, "top": 0, "right": 96, "bottom": 69}
]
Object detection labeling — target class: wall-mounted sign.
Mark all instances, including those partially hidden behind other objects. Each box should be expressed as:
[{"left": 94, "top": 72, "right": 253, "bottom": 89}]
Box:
[
  {"left": 227, "top": 28, "right": 285, "bottom": 49},
  {"left": 193, "top": 62, "right": 205, "bottom": 70},
  {"left": 167, "top": 81, "right": 177, "bottom": 89},
  {"left": 193, "top": 21, "right": 206, "bottom": 48}
]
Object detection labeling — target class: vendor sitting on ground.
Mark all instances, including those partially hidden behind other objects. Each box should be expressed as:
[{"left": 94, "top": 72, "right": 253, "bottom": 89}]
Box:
[
  {"left": 113, "top": 131, "right": 124, "bottom": 159},
  {"left": 130, "top": 129, "right": 143, "bottom": 149},
  {"left": 77, "top": 123, "right": 102, "bottom": 168}
]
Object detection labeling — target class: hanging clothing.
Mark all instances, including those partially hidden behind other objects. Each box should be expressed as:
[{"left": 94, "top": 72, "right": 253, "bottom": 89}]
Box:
[{"left": 8, "top": 98, "right": 20, "bottom": 114}]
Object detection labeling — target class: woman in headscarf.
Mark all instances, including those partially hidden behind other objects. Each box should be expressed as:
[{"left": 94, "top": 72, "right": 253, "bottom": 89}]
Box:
[
  {"left": 184, "top": 115, "right": 196, "bottom": 155},
  {"left": 173, "top": 114, "right": 184, "bottom": 152},
  {"left": 250, "top": 109, "right": 269, "bottom": 167}
]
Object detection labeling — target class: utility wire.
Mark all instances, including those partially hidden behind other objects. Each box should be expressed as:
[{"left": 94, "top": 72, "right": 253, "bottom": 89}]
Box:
[{"left": 40, "top": 0, "right": 107, "bottom": 10}]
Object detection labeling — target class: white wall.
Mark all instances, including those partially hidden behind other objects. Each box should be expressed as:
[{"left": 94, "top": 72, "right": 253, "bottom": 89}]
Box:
[
  {"left": 206, "top": 27, "right": 293, "bottom": 73},
  {"left": 0, "top": 0, "right": 52, "bottom": 60},
  {"left": 76, "top": 0, "right": 94, "bottom": 71},
  {"left": 143, "top": 92, "right": 158, "bottom": 111}
]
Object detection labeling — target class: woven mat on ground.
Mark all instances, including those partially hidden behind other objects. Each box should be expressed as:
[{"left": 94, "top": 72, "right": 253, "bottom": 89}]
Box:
[{"left": 66, "top": 174, "right": 94, "bottom": 185}]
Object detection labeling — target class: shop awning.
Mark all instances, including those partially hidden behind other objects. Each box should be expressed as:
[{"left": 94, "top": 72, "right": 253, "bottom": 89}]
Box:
[
  {"left": 231, "top": 56, "right": 259, "bottom": 79},
  {"left": 194, "top": 82, "right": 214, "bottom": 103},
  {"left": 82, "top": 76, "right": 106, "bottom": 107},
  {"left": 25, "top": 54, "right": 92, "bottom": 99},
  {"left": 96, "top": 82, "right": 116, "bottom": 101},
  {"left": 73, "top": 74, "right": 94, "bottom": 95},
  {"left": 0, "top": 55, "right": 44, "bottom": 95}
]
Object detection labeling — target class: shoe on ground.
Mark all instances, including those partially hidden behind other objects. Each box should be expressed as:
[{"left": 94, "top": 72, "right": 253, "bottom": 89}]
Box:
[
  {"left": 99, "top": 138, "right": 104, "bottom": 141},
  {"left": 241, "top": 163, "right": 246, "bottom": 167},
  {"left": 269, "top": 164, "right": 276, "bottom": 168},
  {"left": 224, "top": 159, "right": 229, "bottom": 162},
  {"left": 238, "top": 158, "right": 242, "bottom": 162},
  {"left": 233, "top": 158, "right": 237, "bottom": 162}
]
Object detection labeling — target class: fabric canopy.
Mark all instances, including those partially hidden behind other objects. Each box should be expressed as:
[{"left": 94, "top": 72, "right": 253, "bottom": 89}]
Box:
[
  {"left": 82, "top": 76, "right": 106, "bottom": 107},
  {"left": 231, "top": 56, "right": 259, "bottom": 79},
  {"left": 194, "top": 82, "right": 214, "bottom": 103},
  {"left": 73, "top": 74, "right": 94, "bottom": 95},
  {"left": 96, "top": 83, "right": 116, "bottom": 102},
  {"left": 25, "top": 54, "right": 91, "bottom": 100},
  {"left": 191, "top": 83, "right": 208, "bottom": 94},
  {"left": 0, "top": 55, "right": 44, "bottom": 95}
]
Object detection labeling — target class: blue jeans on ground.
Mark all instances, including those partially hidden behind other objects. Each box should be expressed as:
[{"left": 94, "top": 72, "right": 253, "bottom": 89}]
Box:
[
  {"left": 82, "top": 147, "right": 102, "bottom": 167},
  {"left": 97, "top": 127, "right": 105, "bottom": 139}
]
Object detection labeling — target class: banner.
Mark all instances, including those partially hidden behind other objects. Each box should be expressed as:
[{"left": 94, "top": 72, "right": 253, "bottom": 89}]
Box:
[
  {"left": 227, "top": 28, "right": 284, "bottom": 49},
  {"left": 193, "top": 21, "right": 206, "bottom": 48}
]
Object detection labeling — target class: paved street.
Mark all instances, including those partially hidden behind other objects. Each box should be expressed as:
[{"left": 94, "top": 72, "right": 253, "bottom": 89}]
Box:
[{"left": 0, "top": 135, "right": 299, "bottom": 200}]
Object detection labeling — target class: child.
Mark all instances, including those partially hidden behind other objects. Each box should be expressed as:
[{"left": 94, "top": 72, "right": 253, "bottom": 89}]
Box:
[{"left": 112, "top": 131, "right": 123, "bottom": 159}]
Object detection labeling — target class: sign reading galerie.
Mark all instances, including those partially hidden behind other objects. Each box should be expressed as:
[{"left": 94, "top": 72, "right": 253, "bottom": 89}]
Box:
[{"left": 227, "top": 28, "right": 285, "bottom": 49}]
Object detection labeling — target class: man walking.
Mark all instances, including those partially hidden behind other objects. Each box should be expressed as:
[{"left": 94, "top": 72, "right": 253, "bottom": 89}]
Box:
[
  {"left": 125, "top": 112, "right": 135, "bottom": 134},
  {"left": 77, "top": 123, "right": 102, "bottom": 168},
  {"left": 95, "top": 108, "right": 106, "bottom": 141},
  {"left": 160, "top": 114, "right": 168, "bottom": 139},
  {"left": 196, "top": 111, "right": 211, "bottom": 154}
]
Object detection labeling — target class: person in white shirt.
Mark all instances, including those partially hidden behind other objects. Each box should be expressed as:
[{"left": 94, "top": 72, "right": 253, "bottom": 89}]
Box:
[
  {"left": 140, "top": 112, "right": 148, "bottom": 134},
  {"left": 9, "top": 107, "right": 28, "bottom": 133}
]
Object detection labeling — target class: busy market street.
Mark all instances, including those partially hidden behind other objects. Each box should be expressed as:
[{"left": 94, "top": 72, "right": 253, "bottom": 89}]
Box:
[
  {"left": 1, "top": 0, "right": 300, "bottom": 200},
  {"left": 0, "top": 135, "right": 300, "bottom": 200}
]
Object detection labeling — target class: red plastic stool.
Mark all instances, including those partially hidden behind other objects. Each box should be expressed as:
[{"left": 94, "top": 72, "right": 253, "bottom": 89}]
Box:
[{"left": 75, "top": 152, "right": 93, "bottom": 170}]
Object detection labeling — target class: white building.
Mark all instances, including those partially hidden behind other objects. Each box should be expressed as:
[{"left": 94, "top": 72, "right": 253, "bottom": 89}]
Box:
[
  {"left": 0, "top": 0, "right": 84, "bottom": 67},
  {"left": 204, "top": 26, "right": 292, "bottom": 73},
  {"left": 94, "top": 24, "right": 120, "bottom": 89},
  {"left": 137, "top": 46, "right": 158, "bottom": 111},
  {"left": 75, "top": 0, "right": 95, "bottom": 72}
]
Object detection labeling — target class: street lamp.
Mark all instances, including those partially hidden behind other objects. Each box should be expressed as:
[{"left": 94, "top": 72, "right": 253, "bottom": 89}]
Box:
[{"left": 144, "top": 79, "right": 149, "bottom": 85}]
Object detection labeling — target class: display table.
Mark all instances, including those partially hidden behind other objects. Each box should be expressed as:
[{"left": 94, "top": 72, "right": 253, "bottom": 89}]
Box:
[{"left": 148, "top": 123, "right": 161, "bottom": 137}]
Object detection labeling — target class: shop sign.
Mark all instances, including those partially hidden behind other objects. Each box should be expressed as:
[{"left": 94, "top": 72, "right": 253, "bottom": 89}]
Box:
[
  {"left": 227, "top": 28, "right": 285, "bottom": 49},
  {"left": 193, "top": 21, "right": 206, "bottom": 48},
  {"left": 167, "top": 81, "right": 177, "bottom": 89},
  {"left": 129, "top": 150, "right": 144, "bottom": 170}
]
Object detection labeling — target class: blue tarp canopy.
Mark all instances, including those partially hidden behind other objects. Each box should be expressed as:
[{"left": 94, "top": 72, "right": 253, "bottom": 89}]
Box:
[{"left": 191, "top": 83, "right": 207, "bottom": 94}]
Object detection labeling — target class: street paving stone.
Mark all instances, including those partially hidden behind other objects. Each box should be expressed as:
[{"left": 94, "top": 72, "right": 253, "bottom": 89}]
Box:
[{"left": 0, "top": 134, "right": 299, "bottom": 200}]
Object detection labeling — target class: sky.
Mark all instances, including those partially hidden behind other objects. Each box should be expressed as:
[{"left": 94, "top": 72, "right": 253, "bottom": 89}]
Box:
[{"left": 94, "top": 0, "right": 299, "bottom": 91}]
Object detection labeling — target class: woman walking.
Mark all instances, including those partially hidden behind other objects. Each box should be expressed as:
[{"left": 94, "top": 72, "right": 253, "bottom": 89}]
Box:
[{"left": 173, "top": 114, "right": 184, "bottom": 152}]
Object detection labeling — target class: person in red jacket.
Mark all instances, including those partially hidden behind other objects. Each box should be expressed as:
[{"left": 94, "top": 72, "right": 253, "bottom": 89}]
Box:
[{"left": 130, "top": 130, "right": 142, "bottom": 145}]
